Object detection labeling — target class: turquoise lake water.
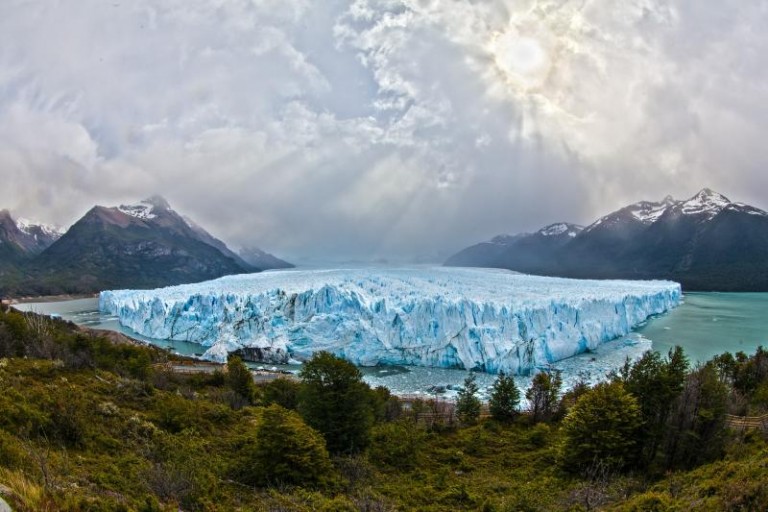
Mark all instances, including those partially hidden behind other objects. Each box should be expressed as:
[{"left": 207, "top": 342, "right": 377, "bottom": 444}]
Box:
[
  {"left": 635, "top": 292, "right": 768, "bottom": 363},
  {"left": 13, "top": 292, "right": 768, "bottom": 396}
]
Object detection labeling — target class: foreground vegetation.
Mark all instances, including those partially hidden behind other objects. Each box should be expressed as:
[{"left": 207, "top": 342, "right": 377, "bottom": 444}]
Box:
[{"left": 0, "top": 304, "right": 767, "bottom": 511}]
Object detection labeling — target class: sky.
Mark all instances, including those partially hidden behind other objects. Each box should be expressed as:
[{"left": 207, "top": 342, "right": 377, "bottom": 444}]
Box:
[{"left": 1, "top": 0, "right": 767, "bottom": 263}]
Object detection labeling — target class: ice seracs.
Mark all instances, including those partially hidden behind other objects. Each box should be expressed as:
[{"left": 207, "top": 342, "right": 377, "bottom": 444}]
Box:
[{"left": 100, "top": 267, "right": 681, "bottom": 375}]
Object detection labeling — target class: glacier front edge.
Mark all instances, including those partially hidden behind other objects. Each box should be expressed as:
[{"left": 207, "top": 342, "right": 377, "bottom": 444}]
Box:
[{"left": 99, "top": 267, "right": 681, "bottom": 375}]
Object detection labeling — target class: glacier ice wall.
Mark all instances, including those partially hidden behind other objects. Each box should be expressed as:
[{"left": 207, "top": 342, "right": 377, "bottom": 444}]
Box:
[{"left": 99, "top": 267, "right": 681, "bottom": 375}]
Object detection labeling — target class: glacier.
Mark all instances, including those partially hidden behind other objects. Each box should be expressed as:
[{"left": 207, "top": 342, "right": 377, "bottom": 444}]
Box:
[{"left": 99, "top": 267, "right": 681, "bottom": 375}]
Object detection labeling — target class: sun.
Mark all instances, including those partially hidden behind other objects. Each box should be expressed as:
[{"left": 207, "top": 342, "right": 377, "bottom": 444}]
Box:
[
  {"left": 479, "top": 6, "right": 595, "bottom": 140},
  {"left": 489, "top": 26, "right": 552, "bottom": 92},
  {"left": 491, "top": 31, "right": 550, "bottom": 91}
]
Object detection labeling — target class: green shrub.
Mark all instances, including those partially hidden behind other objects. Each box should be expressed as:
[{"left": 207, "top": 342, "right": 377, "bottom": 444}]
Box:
[
  {"left": 241, "top": 404, "right": 332, "bottom": 487},
  {"left": 0, "top": 428, "right": 23, "bottom": 468},
  {"left": 615, "top": 492, "right": 673, "bottom": 511},
  {"left": 261, "top": 377, "right": 301, "bottom": 410},
  {"left": 528, "top": 423, "right": 552, "bottom": 449},
  {"left": 368, "top": 420, "right": 427, "bottom": 469},
  {"left": 151, "top": 395, "right": 196, "bottom": 434},
  {"left": 561, "top": 382, "right": 641, "bottom": 472}
]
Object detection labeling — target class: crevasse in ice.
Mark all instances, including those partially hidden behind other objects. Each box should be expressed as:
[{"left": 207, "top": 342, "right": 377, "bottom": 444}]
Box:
[{"left": 99, "top": 267, "right": 681, "bottom": 374}]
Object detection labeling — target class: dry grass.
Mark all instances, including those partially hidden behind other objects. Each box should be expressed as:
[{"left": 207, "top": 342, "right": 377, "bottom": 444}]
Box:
[{"left": 0, "top": 468, "right": 55, "bottom": 512}]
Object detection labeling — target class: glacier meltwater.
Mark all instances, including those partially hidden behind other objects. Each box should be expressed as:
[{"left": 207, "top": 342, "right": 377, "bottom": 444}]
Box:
[{"left": 99, "top": 268, "right": 681, "bottom": 375}]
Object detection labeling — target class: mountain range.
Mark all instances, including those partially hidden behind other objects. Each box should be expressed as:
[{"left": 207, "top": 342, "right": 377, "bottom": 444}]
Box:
[
  {"left": 0, "top": 196, "right": 292, "bottom": 296},
  {"left": 446, "top": 189, "right": 768, "bottom": 291}
]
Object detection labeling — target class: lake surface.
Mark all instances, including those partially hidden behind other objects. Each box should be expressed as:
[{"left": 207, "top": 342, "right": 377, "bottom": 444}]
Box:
[
  {"left": 635, "top": 292, "right": 768, "bottom": 363},
  {"left": 14, "top": 292, "right": 768, "bottom": 397}
]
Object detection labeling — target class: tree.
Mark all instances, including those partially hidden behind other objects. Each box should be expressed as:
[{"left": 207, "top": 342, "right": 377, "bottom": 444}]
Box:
[
  {"left": 710, "top": 352, "right": 737, "bottom": 385},
  {"left": 733, "top": 346, "right": 768, "bottom": 396},
  {"left": 456, "top": 373, "right": 482, "bottom": 425},
  {"left": 489, "top": 371, "right": 520, "bottom": 422},
  {"left": 621, "top": 347, "right": 688, "bottom": 465},
  {"left": 369, "top": 385, "right": 402, "bottom": 422},
  {"left": 298, "top": 352, "right": 375, "bottom": 454},
  {"left": 561, "top": 381, "right": 642, "bottom": 472},
  {"left": 262, "top": 377, "right": 301, "bottom": 410},
  {"left": 241, "top": 405, "right": 332, "bottom": 487},
  {"left": 526, "top": 371, "right": 562, "bottom": 423},
  {"left": 663, "top": 364, "right": 728, "bottom": 469},
  {"left": 226, "top": 355, "right": 255, "bottom": 406}
]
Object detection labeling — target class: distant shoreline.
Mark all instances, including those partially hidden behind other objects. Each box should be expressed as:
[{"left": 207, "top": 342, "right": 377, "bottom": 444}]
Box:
[{"left": 6, "top": 293, "right": 99, "bottom": 305}]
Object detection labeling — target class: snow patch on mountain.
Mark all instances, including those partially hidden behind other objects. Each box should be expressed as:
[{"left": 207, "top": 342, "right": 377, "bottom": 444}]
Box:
[
  {"left": 628, "top": 196, "right": 679, "bottom": 224},
  {"left": 539, "top": 223, "right": 583, "bottom": 237},
  {"left": 117, "top": 196, "right": 175, "bottom": 221},
  {"left": 729, "top": 203, "right": 768, "bottom": 217},
  {"left": 118, "top": 203, "right": 157, "bottom": 220},
  {"left": 100, "top": 267, "right": 681, "bottom": 375},
  {"left": 679, "top": 188, "right": 731, "bottom": 219},
  {"left": 15, "top": 218, "right": 64, "bottom": 238}
]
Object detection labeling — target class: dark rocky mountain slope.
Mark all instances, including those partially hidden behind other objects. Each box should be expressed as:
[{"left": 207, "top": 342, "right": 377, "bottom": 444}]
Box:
[
  {"left": 0, "top": 197, "right": 292, "bottom": 296},
  {"left": 446, "top": 189, "right": 768, "bottom": 291}
]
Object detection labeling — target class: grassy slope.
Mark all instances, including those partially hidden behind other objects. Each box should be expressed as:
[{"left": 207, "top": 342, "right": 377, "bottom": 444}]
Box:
[{"left": 0, "top": 308, "right": 766, "bottom": 511}]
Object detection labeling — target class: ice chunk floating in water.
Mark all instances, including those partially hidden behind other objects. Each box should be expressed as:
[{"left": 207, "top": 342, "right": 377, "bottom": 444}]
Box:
[{"left": 100, "top": 267, "right": 681, "bottom": 375}]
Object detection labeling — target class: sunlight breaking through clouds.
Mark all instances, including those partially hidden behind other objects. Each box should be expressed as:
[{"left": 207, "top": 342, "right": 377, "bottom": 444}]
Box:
[{"left": 0, "top": 0, "right": 767, "bottom": 261}]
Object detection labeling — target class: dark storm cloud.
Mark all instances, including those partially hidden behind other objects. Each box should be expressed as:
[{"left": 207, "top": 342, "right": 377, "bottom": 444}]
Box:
[{"left": 0, "top": 0, "right": 766, "bottom": 262}]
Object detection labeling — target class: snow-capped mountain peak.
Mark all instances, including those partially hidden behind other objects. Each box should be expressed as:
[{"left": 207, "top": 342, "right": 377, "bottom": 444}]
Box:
[
  {"left": 117, "top": 196, "right": 172, "bottom": 220},
  {"left": 0, "top": 211, "right": 64, "bottom": 254},
  {"left": 118, "top": 203, "right": 155, "bottom": 220},
  {"left": 679, "top": 188, "right": 731, "bottom": 219},
  {"left": 16, "top": 217, "right": 64, "bottom": 238},
  {"left": 728, "top": 202, "right": 768, "bottom": 217},
  {"left": 538, "top": 223, "right": 584, "bottom": 237},
  {"left": 143, "top": 195, "right": 172, "bottom": 210},
  {"left": 628, "top": 196, "right": 680, "bottom": 224}
]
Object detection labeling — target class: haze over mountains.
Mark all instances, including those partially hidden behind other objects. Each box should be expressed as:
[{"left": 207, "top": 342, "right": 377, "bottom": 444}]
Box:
[
  {"left": 446, "top": 189, "right": 768, "bottom": 291},
  {"left": 0, "top": 197, "right": 291, "bottom": 296}
]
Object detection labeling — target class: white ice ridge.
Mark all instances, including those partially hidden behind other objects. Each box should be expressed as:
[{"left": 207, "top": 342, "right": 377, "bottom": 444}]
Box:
[{"left": 99, "top": 267, "right": 682, "bottom": 375}]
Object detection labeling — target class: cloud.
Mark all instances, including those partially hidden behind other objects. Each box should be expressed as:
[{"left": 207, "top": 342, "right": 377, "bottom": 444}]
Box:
[{"left": 0, "top": 0, "right": 766, "bottom": 261}]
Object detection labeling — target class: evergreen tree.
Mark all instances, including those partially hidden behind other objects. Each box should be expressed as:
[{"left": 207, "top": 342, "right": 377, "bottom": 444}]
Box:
[
  {"left": 489, "top": 371, "right": 520, "bottom": 422},
  {"left": 526, "top": 370, "right": 562, "bottom": 423},
  {"left": 456, "top": 373, "right": 482, "bottom": 425},
  {"left": 561, "top": 381, "right": 642, "bottom": 472},
  {"left": 298, "top": 351, "right": 375, "bottom": 454}
]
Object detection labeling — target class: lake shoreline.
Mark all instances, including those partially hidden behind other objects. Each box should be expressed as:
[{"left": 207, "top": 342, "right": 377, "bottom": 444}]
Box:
[{"left": 5, "top": 293, "right": 99, "bottom": 305}]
